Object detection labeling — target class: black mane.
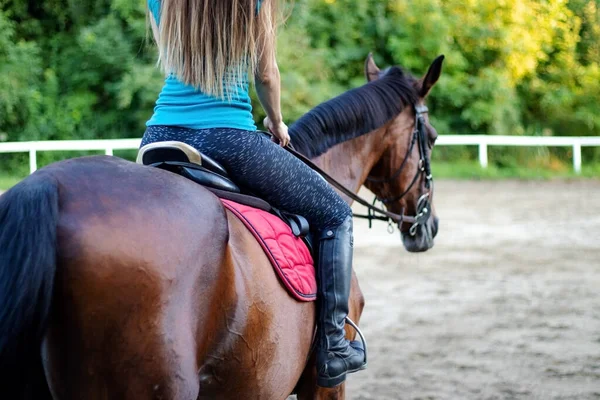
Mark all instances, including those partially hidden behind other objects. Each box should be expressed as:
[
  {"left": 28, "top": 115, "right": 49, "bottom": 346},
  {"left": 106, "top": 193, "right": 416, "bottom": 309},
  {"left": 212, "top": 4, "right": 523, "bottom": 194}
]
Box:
[{"left": 289, "top": 67, "right": 418, "bottom": 158}]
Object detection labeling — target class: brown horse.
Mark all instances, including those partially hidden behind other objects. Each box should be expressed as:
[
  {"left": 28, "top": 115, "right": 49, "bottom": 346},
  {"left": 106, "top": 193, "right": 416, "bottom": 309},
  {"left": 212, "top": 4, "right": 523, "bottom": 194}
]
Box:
[{"left": 0, "top": 54, "right": 443, "bottom": 400}]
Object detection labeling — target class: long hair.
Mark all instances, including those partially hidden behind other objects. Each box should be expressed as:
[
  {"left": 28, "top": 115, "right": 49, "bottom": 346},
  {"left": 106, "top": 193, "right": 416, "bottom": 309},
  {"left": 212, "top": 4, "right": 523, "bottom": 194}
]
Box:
[{"left": 151, "top": 0, "right": 278, "bottom": 99}]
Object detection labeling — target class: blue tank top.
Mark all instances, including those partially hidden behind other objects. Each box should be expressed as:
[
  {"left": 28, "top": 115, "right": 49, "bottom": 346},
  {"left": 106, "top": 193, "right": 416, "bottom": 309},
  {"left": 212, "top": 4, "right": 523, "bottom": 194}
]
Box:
[{"left": 146, "top": 0, "right": 257, "bottom": 131}]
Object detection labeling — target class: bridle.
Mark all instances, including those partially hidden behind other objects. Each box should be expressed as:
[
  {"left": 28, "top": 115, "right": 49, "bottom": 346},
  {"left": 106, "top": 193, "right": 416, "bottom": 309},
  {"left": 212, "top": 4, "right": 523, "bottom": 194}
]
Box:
[
  {"left": 283, "top": 104, "right": 435, "bottom": 237},
  {"left": 364, "top": 104, "right": 434, "bottom": 235}
]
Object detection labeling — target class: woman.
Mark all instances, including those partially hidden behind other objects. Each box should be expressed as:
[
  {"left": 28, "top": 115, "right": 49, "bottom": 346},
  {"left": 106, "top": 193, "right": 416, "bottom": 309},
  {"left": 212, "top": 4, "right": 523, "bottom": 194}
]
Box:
[{"left": 143, "top": 0, "right": 365, "bottom": 388}]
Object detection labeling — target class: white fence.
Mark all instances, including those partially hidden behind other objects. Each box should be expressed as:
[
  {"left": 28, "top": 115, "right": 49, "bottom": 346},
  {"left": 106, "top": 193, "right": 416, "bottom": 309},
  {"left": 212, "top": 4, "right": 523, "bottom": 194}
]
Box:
[
  {"left": 0, "top": 139, "right": 141, "bottom": 174},
  {"left": 0, "top": 136, "right": 599, "bottom": 174},
  {"left": 436, "top": 135, "right": 600, "bottom": 174}
]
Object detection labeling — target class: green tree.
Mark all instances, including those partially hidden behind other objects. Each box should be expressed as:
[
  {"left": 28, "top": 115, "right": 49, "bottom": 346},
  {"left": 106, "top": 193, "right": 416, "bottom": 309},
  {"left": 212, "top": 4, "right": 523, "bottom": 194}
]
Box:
[{"left": 1, "top": 0, "right": 599, "bottom": 174}]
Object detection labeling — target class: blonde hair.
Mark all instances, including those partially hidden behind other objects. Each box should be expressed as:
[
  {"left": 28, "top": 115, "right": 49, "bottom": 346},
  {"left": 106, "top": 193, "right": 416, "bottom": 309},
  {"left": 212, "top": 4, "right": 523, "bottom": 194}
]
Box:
[{"left": 150, "top": 0, "right": 278, "bottom": 99}]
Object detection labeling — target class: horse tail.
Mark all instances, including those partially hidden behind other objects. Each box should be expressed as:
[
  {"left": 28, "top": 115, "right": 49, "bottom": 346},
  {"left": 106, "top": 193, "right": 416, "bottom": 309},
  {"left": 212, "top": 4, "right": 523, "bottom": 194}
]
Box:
[{"left": 0, "top": 175, "right": 59, "bottom": 397}]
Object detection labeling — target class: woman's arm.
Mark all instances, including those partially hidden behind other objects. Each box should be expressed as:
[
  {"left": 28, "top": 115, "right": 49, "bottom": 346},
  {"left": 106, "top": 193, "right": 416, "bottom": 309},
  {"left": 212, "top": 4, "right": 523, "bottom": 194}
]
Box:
[{"left": 254, "top": 45, "right": 290, "bottom": 147}]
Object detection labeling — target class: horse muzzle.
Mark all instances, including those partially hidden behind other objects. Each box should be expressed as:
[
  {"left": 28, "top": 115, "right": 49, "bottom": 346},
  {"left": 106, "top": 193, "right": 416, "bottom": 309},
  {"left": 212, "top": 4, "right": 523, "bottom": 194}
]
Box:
[{"left": 401, "top": 215, "right": 438, "bottom": 253}]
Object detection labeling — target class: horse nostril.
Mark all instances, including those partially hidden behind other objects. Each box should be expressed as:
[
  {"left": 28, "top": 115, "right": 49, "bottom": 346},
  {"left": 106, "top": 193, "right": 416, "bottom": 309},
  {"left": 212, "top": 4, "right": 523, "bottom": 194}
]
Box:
[{"left": 432, "top": 217, "right": 439, "bottom": 237}]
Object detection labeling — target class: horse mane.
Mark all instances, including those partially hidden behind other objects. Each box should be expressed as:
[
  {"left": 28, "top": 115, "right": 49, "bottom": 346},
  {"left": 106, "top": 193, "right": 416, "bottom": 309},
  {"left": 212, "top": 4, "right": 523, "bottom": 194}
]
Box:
[{"left": 288, "top": 67, "right": 418, "bottom": 158}]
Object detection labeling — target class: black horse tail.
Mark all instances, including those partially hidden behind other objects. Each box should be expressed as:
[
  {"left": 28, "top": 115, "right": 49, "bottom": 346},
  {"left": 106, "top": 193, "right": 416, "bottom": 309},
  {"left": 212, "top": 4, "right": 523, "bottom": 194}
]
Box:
[{"left": 0, "top": 175, "right": 59, "bottom": 397}]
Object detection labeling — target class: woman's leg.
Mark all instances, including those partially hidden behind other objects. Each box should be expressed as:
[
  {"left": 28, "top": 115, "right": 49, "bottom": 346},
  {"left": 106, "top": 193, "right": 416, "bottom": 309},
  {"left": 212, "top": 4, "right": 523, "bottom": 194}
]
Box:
[{"left": 141, "top": 127, "right": 366, "bottom": 386}]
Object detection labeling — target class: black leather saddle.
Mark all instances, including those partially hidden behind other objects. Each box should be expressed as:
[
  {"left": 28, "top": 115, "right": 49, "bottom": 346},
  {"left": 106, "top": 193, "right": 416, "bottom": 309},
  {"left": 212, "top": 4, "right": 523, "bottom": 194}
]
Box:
[{"left": 137, "top": 141, "right": 311, "bottom": 241}]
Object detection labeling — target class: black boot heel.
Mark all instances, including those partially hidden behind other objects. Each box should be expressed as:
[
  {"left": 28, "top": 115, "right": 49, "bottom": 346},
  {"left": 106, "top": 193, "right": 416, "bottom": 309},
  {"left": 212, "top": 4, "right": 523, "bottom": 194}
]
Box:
[{"left": 316, "top": 339, "right": 366, "bottom": 387}]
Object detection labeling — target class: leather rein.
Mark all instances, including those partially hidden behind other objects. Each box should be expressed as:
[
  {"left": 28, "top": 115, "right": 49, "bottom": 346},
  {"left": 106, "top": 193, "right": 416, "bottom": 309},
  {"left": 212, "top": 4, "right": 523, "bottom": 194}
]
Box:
[{"left": 283, "top": 104, "right": 434, "bottom": 236}]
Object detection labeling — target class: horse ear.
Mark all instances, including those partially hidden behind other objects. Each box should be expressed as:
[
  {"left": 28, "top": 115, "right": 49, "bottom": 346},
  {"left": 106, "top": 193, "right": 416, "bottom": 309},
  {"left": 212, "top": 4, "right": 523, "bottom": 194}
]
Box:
[
  {"left": 419, "top": 55, "right": 445, "bottom": 98},
  {"left": 365, "top": 52, "right": 381, "bottom": 82}
]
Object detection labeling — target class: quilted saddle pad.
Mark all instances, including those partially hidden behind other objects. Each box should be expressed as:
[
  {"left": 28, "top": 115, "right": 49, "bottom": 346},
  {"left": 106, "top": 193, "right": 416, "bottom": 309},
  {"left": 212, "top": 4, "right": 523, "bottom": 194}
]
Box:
[{"left": 221, "top": 199, "right": 316, "bottom": 302}]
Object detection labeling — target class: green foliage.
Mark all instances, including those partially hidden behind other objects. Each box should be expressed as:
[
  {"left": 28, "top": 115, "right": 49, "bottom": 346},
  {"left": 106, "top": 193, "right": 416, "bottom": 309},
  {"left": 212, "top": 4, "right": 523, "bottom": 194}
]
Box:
[
  {"left": 0, "top": 173, "right": 23, "bottom": 190},
  {"left": 0, "top": 0, "right": 599, "bottom": 174}
]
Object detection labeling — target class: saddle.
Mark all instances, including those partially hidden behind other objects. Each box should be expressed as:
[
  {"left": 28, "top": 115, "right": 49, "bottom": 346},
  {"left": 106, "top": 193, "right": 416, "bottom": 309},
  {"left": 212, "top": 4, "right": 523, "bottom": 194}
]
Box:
[
  {"left": 137, "top": 141, "right": 311, "bottom": 240},
  {"left": 137, "top": 141, "right": 317, "bottom": 302}
]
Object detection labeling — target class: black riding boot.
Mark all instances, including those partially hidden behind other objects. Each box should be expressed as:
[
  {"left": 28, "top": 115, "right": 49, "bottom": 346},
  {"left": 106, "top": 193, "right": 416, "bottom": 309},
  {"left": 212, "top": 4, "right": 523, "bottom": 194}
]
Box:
[{"left": 316, "top": 216, "right": 367, "bottom": 388}]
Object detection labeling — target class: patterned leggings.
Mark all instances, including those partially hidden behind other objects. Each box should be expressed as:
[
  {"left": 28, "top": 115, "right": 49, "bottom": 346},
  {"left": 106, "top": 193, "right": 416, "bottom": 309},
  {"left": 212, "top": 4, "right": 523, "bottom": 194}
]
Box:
[{"left": 141, "top": 126, "right": 352, "bottom": 232}]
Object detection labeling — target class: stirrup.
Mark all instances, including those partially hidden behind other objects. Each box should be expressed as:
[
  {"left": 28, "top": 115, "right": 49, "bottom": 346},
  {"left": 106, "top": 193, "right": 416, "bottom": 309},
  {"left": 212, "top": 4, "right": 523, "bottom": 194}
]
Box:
[{"left": 345, "top": 317, "right": 368, "bottom": 366}]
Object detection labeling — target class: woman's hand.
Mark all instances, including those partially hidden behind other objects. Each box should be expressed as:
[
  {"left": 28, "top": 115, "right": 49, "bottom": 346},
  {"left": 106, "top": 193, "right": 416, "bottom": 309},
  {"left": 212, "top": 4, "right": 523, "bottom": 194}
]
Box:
[{"left": 263, "top": 116, "right": 290, "bottom": 147}]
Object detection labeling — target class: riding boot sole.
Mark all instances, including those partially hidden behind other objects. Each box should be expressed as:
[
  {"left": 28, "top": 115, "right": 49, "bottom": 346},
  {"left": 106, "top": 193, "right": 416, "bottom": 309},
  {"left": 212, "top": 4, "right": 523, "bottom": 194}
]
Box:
[{"left": 316, "top": 362, "right": 368, "bottom": 388}]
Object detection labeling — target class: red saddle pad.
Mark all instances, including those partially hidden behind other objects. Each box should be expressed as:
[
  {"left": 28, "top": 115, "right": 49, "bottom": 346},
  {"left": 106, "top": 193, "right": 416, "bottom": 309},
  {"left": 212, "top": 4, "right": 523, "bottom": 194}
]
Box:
[{"left": 221, "top": 199, "right": 317, "bottom": 302}]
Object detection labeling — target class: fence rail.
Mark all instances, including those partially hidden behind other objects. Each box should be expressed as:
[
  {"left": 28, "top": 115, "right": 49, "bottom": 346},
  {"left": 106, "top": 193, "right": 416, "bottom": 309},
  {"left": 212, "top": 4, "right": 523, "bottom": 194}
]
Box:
[
  {"left": 1, "top": 136, "right": 599, "bottom": 174},
  {"left": 436, "top": 135, "right": 600, "bottom": 173}
]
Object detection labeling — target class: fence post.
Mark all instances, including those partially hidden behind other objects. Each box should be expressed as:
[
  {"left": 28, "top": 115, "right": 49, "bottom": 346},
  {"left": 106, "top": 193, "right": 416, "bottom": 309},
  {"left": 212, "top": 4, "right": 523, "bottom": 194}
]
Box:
[
  {"left": 478, "top": 142, "right": 488, "bottom": 168},
  {"left": 29, "top": 149, "right": 37, "bottom": 174},
  {"left": 105, "top": 148, "right": 114, "bottom": 156},
  {"left": 573, "top": 142, "right": 582, "bottom": 174}
]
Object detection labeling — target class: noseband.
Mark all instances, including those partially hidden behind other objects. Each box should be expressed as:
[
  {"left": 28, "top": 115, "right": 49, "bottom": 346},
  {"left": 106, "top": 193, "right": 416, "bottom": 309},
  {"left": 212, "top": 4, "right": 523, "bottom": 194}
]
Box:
[{"left": 283, "top": 104, "right": 434, "bottom": 237}]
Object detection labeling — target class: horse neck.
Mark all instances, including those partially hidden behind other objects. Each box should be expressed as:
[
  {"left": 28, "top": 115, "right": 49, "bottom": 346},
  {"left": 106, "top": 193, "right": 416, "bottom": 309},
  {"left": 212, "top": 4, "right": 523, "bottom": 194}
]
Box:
[{"left": 312, "top": 126, "right": 389, "bottom": 204}]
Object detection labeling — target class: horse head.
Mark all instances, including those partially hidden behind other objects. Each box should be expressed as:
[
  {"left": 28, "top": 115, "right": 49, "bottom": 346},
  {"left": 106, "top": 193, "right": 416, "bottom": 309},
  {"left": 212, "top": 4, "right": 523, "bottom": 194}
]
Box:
[{"left": 363, "top": 54, "right": 444, "bottom": 252}]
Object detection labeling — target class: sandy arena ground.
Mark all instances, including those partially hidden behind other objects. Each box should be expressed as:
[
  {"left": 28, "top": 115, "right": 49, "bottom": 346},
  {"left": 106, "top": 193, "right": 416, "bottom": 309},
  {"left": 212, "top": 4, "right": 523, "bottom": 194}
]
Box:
[{"left": 344, "top": 180, "right": 600, "bottom": 400}]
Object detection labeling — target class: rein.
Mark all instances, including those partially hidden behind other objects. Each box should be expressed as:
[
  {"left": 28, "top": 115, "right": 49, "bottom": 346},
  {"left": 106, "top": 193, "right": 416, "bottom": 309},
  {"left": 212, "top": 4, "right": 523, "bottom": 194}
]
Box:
[
  {"left": 281, "top": 104, "right": 434, "bottom": 236},
  {"left": 285, "top": 146, "right": 413, "bottom": 225}
]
